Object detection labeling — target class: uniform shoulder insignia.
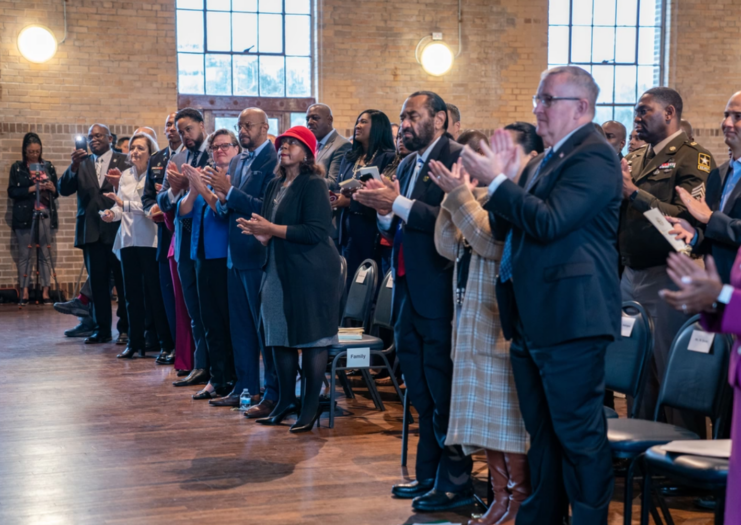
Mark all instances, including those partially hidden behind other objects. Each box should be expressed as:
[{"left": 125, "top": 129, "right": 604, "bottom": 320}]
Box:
[
  {"left": 698, "top": 153, "right": 711, "bottom": 173},
  {"left": 669, "top": 146, "right": 676, "bottom": 152},
  {"left": 691, "top": 142, "right": 698, "bottom": 146},
  {"left": 691, "top": 183, "right": 706, "bottom": 200}
]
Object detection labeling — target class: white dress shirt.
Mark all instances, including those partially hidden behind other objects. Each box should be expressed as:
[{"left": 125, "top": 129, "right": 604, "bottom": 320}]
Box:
[
  {"left": 92, "top": 149, "right": 113, "bottom": 187},
  {"left": 111, "top": 166, "right": 158, "bottom": 259}
]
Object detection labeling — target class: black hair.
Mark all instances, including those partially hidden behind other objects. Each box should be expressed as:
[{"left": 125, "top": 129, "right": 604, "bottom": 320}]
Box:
[
  {"left": 175, "top": 107, "right": 204, "bottom": 124},
  {"left": 644, "top": 87, "right": 684, "bottom": 119},
  {"left": 346, "top": 110, "right": 395, "bottom": 163},
  {"left": 446, "top": 103, "right": 461, "bottom": 124},
  {"left": 409, "top": 91, "right": 449, "bottom": 130},
  {"left": 504, "top": 122, "right": 544, "bottom": 155},
  {"left": 117, "top": 136, "right": 131, "bottom": 146},
  {"left": 22, "top": 132, "right": 43, "bottom": 164}
]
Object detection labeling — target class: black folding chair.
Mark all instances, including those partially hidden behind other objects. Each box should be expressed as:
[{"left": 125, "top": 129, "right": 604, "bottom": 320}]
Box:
[
  {"left": 608, "top": 315, "right": 733, "bottom": 525},
  {"left": 604, "top": 301, "right": 654, "bottom": 419},
  {"left": 327, "top": 270, "right": 403, "bottom": 428}
]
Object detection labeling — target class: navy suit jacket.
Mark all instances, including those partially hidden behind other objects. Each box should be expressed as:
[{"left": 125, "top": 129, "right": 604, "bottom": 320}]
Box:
[
  {"left": 485, "top": 124, "right": 622, "bottom": 347},
  {"left": 142, "top": 146, "right": 176, "bottom": 262},
  {"left": 694, "top": 160, "right": 741, "bottom": 283},
  {"left": 215, "top": 144, "right": 277, "bottom": 270}
]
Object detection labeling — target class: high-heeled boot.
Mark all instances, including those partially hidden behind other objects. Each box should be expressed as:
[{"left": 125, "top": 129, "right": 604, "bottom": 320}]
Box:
[
  {"left": 468, "top": 450, "right": 510, "bottom": 525},
  {"left": 495, "top": 453, "right": 531, "bottom": 525}
]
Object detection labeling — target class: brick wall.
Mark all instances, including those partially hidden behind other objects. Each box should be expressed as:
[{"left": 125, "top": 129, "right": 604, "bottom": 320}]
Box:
[{"left": 0, "top": 0, "right": 737, "bottom": 291}]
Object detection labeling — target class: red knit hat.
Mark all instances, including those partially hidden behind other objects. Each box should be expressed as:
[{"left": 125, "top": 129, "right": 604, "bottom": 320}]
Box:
[{"left": 274, "top": 126, "right": 317, "bottom": 157}]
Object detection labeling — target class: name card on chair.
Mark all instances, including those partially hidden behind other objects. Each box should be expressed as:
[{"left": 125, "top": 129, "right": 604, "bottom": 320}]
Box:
[
  {"left": 687, "top": 330, "right": 715, "bottom": 353},
  {"left": 355, "top": 268, "right": 369, "bottom": 284},
  {"left": 347, "top": 347, "right": 370, "bottom": 368},
  {"left": 621, "top": 317, "right": 636, "bottom": 337},
  {"left": 386, "top": 275, "right": 394, "bottom": 288}
]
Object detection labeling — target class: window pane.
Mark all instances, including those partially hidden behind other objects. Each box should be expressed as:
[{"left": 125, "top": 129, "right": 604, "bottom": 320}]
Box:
[
  {"left": 259, "top": 14, "right": 283, "bottom": 53},
  {"left": 268, "top": 118, "right": 279, "bottom": 136},
  {"left": 592, "top": 27, "right": 615, "bottom": 63},
  {"left": 285, "top": 15, "right": 310, "bottom": 56},
  {"left": 592, "top": 65, "right": 615, "bottom": 104},
  {"left": 206, "top": 54, "right": 232, "bottom": 95},
  {"left": 593, "top": 0, "right": 615, "bottom": 25},
  {"left": 207, "top": 12, "right": 231, "bottom": 52},
  {"left": 637, "top": 65, "right": 658, "bottom": 95},
  {"left": 232, "top": 13, "right": 257, "bottom": 52},
  {"left": 177, "top": 0, "right": 203, "bottom": 9},
  {"left": 260, "top": 56, "right": 285, "bottom": 96},
  {"left": 639, "top": 0, "right": 660, "bottom": 26},
  {"left": 215, "top": 116, "right": 239, "bottom": 132},
  {"left": 638, "top": 26, "right": 659, "bottom": 65},
  {"left": 615, "top": 65, "right": 637, "bottom": 102},
  {"left": 571, "top": 26, "right": 592, "bottom": 63},
  {"left": 177, "top": 10, "right": 204, "bottom": 52},
  {"left": 549, "top": 0, "right": 570, "bottom": 25},
  {"left": 178, "top": 53, "right": 205, "bottom": 94},
  {"left": 286, "top": 56, "right": 311, "bottom": 96},
  {"left": 285, "top": 0, "right": 310, "bottom": 14},
  {"left": 290, "top": 112, "right": 306, "bottom": 127},
  {"left": 259, "top": 0, "right": 282, "bottom": 12},
  {"left": 548, "top": 26, "right": 569, "bottom": 65},
  {"left": 616, "top": 0, "right": 638, "bottom": 25},
  {"left": 233, "top": 54, "right": 259, "bottom": 95},
  {"left": 207, "top": 0, "right": 230, "bottom": 10},
  {"left": 572, "top": 0, "right": 593, "bottom": 25},
  {"left": 614, "top": 106, "right": 636, "bottom": 143},
  {"left": 595, "top": 106, "right": 613, "bottom": 124},
  {"left": 233, "top": 0, "right": 257, "bottom": 11},
  {"left": 615, "top": 27, "right": 636, "bottom": 63}
]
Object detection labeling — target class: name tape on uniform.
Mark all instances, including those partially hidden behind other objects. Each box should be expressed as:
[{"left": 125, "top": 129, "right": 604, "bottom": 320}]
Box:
[
  {"left": 621, "top": 317, "right": 636, "bottom": 337},
  {"left": 687, "top": 330, "right": 715, "bottom": 354},
  {"left": 347, "top": 347, "right": 371, "bottom": 368}
]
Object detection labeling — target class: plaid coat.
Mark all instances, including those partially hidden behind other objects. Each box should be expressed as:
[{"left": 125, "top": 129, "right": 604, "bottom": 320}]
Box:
[{"left": 434, "top": 185, "right": 529, "bottom": 455}]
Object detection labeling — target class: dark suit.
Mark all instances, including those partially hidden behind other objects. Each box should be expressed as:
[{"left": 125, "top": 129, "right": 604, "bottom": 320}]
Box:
[
  {"left": 216, "top": 144, "right": 278, "bottom": 400},
  {"left": 157, "top": 148, "right": 209, "bottom": 370},
  {"left": 694, "top": 160, "right": 741, "bottom": 283},
  {"left": 381, "top": 135, "right": 471, "bottom": 492},
  {"left": 316, "top": 129, "right": 352, "bottom": 244},
  {"left": 59, "top": 151, "right": 130, "bottom": 337},
  {"left": 485, "top": 124, "right": 621, "bottom": 525},
  {"left": 142, "top": 146, "right": 179, "bottom": 344}
]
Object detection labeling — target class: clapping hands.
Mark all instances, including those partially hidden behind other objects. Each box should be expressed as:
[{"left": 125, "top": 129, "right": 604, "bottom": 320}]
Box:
[
  {"left": 461, "top": 129, "right": 521, "bottom": 186},
  {"left": 428, "top": 158, "right": 478, "bottom": 193}
]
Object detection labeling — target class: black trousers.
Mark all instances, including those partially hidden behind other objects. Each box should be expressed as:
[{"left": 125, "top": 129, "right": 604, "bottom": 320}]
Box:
[
  {"left": 195, "top": 257, "right": 234, "bottom": 392},
  {"left": 510, "top": 325, "right": 614, "bottom": 525},
  {"left": 393, "top": 276, "right": 472, "bottom": 492},
  {"left": 83, "top": 241, "right": 128, "bottom": 337},
  {"left": 120, "top": 247, "right": 173, "bottom": 351}
]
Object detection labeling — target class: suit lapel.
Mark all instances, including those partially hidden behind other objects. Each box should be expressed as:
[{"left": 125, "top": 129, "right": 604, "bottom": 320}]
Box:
[
  {"left": 634, "top": 133, "right": 687, "bottom": 183},
  {"left": 318, "top": 131, "right": 336, "bottom": 163},
  {"left": 409, "top": 136, "right": 448, "bottom": 200},
  {"left": 232, "top": 156, "right": 247, "bottom": 188},
  {"left": 722, "top": 163, "right": 741, "bottom": 214},
  {"left": 530, "top": 124, "right": 595, "bottom": 193},
  {"left": 397, "top": 156, "right": 415, "bottom": 197}
]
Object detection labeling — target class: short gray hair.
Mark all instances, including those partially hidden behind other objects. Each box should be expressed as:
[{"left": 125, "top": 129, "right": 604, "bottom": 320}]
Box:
[
  {"left": 542, "top": 66, "right": 600, "bottom": 114},
  {"left": 128, "top": 132, "right": 159, "bottom": 156}
]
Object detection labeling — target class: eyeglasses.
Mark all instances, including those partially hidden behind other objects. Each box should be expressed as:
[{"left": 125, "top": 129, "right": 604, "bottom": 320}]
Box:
[
  {"left": 532, "top": 94, "right": 583, "bottom": 108},
  {"left": 280, "top": 137, "right": 302, "bottom": 148},
  {"left": 211, "top": 143, "right": 237, "bottom": 152},
  {"left": 235, "top": 122, "right": 259, "bottom": 132},
  {"left": 87, "top": 133, "right": 108, "bottom": 140}
]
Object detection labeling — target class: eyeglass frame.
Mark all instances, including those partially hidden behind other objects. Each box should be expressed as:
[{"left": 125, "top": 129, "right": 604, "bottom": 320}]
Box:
[
  {"left": 211, "top": 143, "right": 238, "bottom": 152},
  {"left": 234, "top": 122, "right": 261, "bottom": 132},
  {"left": 532, "top": 94, "right": 584, "bottom": 109}
]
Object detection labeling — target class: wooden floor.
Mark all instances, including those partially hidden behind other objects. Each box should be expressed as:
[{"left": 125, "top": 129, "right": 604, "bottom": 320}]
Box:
[{"left": 0, "top": 304, "right": 715, "bottom": 525}]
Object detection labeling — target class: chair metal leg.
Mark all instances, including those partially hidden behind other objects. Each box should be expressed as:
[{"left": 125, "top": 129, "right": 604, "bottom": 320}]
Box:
[
  {"left": 337, "top": 370, "right": 354, "bottom": 399},
  {"left": 378, "top": 353, "right": 404, "bottom": 401},
  {"left": 715, "top": 490, "right": 725, "bottom": 525},
  {"left": 329, "top": 353, "right": 342, "bottom": 429},
  {"left": 361, "top": 368, "right": 384, "bottom": 410},
  {"left": 656, "top": 489, "right": 675, "bottom": 525},
  {"left": 401, "top": 390, "right": 410, "bottom": 467},
  {"left": 624, "top": 457, "right": 636, "bottom": 525}
]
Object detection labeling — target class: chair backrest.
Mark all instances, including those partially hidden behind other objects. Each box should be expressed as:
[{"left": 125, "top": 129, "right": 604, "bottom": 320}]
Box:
[
  {"left": 338, "top": 255, "right": 347, "bottom": 324},
  {"left": 604, "top": 301, "right": 654, "bottom": 418},
  {"left": 656, "top": 315, "right": 733, "bottom": 436},
  {"left": 371, "top": 271, "right": 394, "bottom": 331},
  {"left": 341, "top": 259, "right": 378, "bottom": 331}
]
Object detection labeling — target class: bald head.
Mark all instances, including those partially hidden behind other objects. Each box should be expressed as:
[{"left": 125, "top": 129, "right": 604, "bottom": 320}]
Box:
[
  {"left": 602, "top": 120, "right": 626, "bottom": 154},
  {"left": 164, "top": 112, "right": 181, "bottom": 149},
  {"left": 135, "top": 126, "right": 158, "bottom": 142},
  {"left": 722, "top": 91, "right": 741, "bottom": 158},
  {"left": 238, "top": 107, "right": 269, "bottom": 151},
  {"left": 306, "top": 103, "right": 334, "bottom": 140}
]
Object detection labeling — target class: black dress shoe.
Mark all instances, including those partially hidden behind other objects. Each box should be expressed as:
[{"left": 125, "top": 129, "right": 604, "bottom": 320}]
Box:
[
  {"left": 411, "top": 488, "right": 476, "bottom": 512},
  {"left": 255, "top": 403, "right": 300, "bottom": 425},
  {"left": 84, "top": 333, "right": 113, "bottom": 344},
  {"left": 391, "top": 478, "right": 435, "bottom": 499},
  {"left": 155, "top": 350, "right": 170, "bottom": 364},
  {"left": 193, "top": 388, "right": 224, "bottom": 400},
  {"left": 115, "top": 332, "right": 129, "bottom": 345},
  {"left": 209, "top": 395, "right": 240, "bottom": 407},
  {"left": 161, "top": 351, "right": 175, "bottom": 365},
  {"left": 117, "top": 345, "right": 139, "bottom": 359},
  {"left": 289, "top": 406, "right": 323, "bottom": 433},
  {"left": 176, "top": 369, "right": 191, "bottom": 377},
  {"left": 172, "top": 369, "right": 210, "bottom": 387}
]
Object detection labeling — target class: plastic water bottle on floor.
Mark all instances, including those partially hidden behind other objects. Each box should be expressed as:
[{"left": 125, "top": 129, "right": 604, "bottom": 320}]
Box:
[{"left": 239, "top": 389, "right": 251, "bottom": 411}]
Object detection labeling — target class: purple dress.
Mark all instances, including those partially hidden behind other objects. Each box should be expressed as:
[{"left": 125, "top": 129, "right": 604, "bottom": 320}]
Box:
[{"left": 701, "top": 248, "right": 741, "bottom": 524}]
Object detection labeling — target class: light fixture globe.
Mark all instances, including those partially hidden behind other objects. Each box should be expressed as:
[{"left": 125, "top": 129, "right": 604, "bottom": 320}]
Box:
[
  {"left": 420, "top": 42, "right": 454, "bottom": 76},
  {"left": 18, "top": 25, "right": 58, "bottom": 63}
]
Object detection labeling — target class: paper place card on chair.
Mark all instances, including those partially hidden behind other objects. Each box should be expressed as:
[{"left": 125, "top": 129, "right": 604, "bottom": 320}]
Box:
[
  {"left": 347, "top": 347, "right": 370, "bottom": 368},
  {"left": 687, "top": 330, "right": 715, "bottom": 353},
  {"left": 355, "top": 268, "right": 369, "bottom": 284},
  {"left": 621, "top": 317, "right": 636, "bottom": 337}
]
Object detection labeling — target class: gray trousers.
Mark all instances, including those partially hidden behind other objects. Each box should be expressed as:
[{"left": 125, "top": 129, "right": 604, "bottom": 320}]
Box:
[
  {"left": 14, "top": 215, "right": 52, "bottom": 288},
  {"left": 621, "top": 265, "right": 706, "bottom": 436}
]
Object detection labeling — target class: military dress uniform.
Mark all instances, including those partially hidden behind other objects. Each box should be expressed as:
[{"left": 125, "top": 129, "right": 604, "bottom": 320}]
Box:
[{"left": 619, "top": 130, "right": 715, "bottom": 433}]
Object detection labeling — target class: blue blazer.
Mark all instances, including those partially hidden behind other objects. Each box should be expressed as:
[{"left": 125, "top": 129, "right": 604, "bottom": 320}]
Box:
[
  {"left": 216, "top": 144, "right": 277, "bottom": 270},
  {"left": 178, "top": 192, "right": 229, "bottom": 260}
]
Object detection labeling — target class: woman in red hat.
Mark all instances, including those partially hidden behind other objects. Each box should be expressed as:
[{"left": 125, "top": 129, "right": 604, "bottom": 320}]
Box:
[{"left": 238, "top": 125, "right": 341, "bottom": 433}]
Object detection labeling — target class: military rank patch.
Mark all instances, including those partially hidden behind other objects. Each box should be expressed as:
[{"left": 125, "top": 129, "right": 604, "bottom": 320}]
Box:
[
  {"left": 698, "top": 153, "right": 711, "bottom": 173},
  {"left": 691, "top": 183, "right": 706, "bottom": 200}
]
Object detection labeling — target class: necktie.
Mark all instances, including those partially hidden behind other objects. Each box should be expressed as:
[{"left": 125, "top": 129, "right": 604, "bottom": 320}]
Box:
[
  {"left": 240, "top": 151, "right": 256, "bottom": 184},
  {"left": 394, "top": 157, "right": 426, "bottom": 277},
  {"left": 643, "top": 147, "right": 656, "bottom": 169},
  {"left": 189, "top": 150, "right": 199, "bottom": 167},
  {"left": 96, "top": 157, "right": 105, "bottom": 186},
  {"left": 499, "top": 149, "right": 555, "bottom": 282},
  {"left": 317, "top": 141, "right": 325, "bottom": 153},
  {"left": 720, "top": 163, "right": 740, "bottom": 212}
]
